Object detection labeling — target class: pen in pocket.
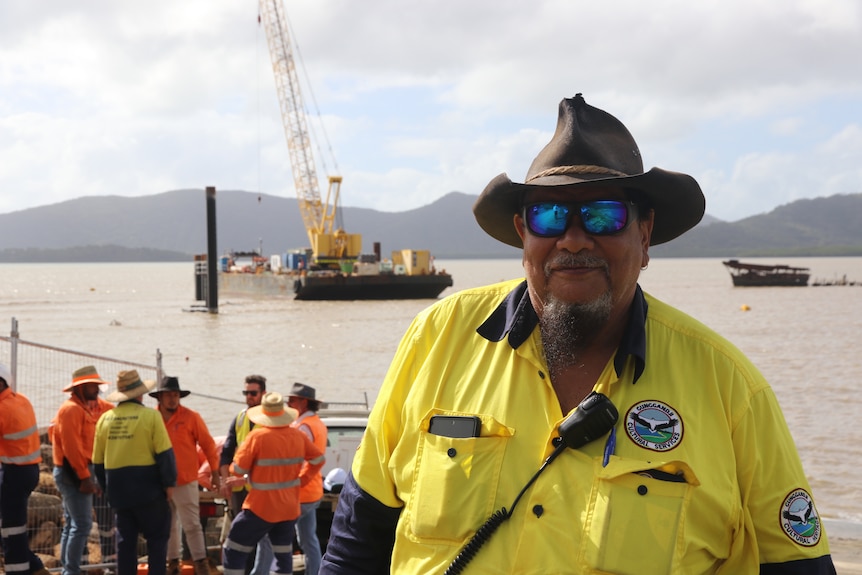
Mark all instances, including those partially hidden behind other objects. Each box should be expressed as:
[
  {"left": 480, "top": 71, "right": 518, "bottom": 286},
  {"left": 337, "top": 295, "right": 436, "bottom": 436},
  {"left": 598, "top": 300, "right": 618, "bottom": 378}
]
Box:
[{"left": 602, "top": 426, "right": 616, "bottom": 467}]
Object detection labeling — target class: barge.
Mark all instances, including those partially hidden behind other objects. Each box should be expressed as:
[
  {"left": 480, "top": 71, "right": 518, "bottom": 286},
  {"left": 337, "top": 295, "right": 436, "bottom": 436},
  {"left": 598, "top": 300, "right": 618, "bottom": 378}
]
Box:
[{"left": 722, "top": 259, "right": 810, "bottom": 287}]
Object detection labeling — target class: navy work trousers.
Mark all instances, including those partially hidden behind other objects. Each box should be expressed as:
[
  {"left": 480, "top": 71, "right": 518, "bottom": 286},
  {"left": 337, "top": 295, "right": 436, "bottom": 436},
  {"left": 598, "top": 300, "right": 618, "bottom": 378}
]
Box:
[
  {"left": 115, "top": 496, "right": 171, "bottom": 575},
  {"left": 0, "top": 463, "right": 47, "bottom": 574},
  {"left": 222, "top": 509, "right": 295, "bottom": 575}
]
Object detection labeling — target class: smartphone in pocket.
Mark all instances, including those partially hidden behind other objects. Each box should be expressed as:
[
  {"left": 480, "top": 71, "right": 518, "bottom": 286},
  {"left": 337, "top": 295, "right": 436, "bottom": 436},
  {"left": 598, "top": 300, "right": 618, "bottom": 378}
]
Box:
[{"left": 428, "top": 415, "right": 482, "bottom": 438}]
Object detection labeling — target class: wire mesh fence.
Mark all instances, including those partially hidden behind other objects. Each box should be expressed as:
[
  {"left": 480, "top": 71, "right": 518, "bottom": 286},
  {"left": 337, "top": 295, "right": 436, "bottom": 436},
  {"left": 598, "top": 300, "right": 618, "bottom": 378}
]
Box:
[
  {"left": 1, "top": 317, "right": 227, "bottom": 573},
  {"left": 1, "top": 318, "right": 161, "bottom": 428}
]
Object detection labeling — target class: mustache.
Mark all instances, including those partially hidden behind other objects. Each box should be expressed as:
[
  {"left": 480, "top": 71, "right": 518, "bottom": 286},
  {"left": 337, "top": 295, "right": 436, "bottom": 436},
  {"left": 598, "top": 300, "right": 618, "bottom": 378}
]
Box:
[{"left": 544, "top": 253, "right": 609, "bottom": 275}]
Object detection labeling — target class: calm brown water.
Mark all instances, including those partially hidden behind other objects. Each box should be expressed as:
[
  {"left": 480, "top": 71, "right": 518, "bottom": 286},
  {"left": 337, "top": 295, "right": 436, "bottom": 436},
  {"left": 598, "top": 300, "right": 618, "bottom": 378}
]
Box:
[{"left": 1, "top": 257, "right": 860, "bottom": 522}]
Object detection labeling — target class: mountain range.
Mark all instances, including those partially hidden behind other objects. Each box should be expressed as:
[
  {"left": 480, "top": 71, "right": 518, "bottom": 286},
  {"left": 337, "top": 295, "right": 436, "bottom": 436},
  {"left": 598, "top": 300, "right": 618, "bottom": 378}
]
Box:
[{"left": 0, "top": 189, "right": 860, "bottom": 261}]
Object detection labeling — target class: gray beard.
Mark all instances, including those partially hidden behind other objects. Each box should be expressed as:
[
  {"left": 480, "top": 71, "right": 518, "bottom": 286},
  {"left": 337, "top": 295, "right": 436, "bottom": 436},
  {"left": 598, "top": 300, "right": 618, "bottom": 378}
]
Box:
[{"left": 539, "top": 289, "right": 613, "bottom": 381}]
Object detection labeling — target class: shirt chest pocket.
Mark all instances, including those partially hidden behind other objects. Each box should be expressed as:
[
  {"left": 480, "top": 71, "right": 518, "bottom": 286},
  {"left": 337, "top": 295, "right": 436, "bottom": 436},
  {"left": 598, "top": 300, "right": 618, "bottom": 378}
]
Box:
[
  {"left": 407, "top": 411, "right": 512, "bottom": 543},
  {"left": 581, "top": 460, "right": 699, "bottom": 575}
]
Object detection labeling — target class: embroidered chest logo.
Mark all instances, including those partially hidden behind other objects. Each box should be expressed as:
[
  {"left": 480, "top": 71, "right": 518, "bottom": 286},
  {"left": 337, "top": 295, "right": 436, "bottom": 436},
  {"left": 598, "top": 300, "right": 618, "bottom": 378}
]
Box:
[
  {"left": 624, "top": 400, "right": 683, "bottom": 451},
  {"left": 780, "top": 489, "right": 822, "bottom": 546}
]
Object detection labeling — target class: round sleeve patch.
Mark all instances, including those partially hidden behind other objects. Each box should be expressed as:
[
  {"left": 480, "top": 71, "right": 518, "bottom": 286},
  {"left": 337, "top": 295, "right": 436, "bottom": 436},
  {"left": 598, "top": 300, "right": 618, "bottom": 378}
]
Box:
[{"left": 780, "top": 488, "right": 822, "bottom": 546}]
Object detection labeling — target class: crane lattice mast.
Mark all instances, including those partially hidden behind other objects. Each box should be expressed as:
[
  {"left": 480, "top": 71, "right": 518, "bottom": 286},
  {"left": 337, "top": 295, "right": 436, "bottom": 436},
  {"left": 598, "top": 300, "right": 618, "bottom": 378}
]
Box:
[{"left": 258, "top": 0, "right": 359, "bottom": 266}]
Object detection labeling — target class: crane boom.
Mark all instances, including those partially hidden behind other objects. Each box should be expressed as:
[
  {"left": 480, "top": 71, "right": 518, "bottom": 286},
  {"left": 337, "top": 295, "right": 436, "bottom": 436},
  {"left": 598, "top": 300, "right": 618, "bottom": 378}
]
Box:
[{"left": 258, "top": 0, "right": 361, "bottom": 267}]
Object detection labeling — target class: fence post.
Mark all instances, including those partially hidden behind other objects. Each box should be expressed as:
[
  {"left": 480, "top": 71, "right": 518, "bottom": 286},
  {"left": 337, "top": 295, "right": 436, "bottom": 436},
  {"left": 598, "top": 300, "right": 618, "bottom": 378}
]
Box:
[
  {"left": 156, "top": 348, "right": 163, "bottom": 384},
  {"left": 10, "top": 316, "right": 19, "bottom": 391}
]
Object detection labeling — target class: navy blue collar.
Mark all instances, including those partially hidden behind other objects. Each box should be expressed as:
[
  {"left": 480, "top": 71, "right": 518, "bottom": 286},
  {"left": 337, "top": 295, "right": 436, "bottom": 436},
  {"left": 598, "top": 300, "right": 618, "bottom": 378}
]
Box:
[{"left": 476, "top": 281, "right": 647, "bottom": 383}]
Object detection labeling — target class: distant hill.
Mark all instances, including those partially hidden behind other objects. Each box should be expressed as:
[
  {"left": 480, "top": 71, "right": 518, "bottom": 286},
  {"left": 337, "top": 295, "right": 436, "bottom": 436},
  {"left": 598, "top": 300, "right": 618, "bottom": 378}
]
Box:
[
  {"left": 650, "top": 193, "right": 862, "bottom": 257},
  {"left": 0, "top": 190, "right": 860, "bottom": 261},
  {"left": 0, "top": 190, "right": 521, "bottom": 261},
  {"left": 0, "top": 245, "right": 189, "bottom": 263}
]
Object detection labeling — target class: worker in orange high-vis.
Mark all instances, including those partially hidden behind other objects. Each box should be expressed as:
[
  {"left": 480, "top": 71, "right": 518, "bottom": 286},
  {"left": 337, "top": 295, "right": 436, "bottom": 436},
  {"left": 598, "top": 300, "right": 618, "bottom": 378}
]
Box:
[
  {"left": 51, "top": 365, "right": 115, "bottom": 575},
  {"left": 286, "top": 383, "right": 328, "bottom": 575},
  {"left": 0, "top": 363, "right": 51, "bottom": 575},
  {"left": 150, "top": 376, "right": 220, "bottom": 575},
  {"left": 222, "top": 392, "right": 325, "bottom": 575}
]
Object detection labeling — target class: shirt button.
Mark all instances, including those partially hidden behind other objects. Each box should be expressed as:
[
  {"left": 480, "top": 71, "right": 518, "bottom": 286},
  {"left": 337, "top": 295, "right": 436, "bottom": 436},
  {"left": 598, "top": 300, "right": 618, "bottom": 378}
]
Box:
[
  {"left": 532, "top": 504, "right": 544, "bottom": 518},
  {"left": 447, "top": 448, "right": 457, "bottom": 458},
  {"left": 637, "top": 485, "right": 648, "bottom": 496}
]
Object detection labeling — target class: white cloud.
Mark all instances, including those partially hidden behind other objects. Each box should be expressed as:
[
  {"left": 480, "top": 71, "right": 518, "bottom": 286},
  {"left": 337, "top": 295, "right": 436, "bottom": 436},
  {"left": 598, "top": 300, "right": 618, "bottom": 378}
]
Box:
[{"left": 1, "top": 0, "right": 861, "bottom": 220}]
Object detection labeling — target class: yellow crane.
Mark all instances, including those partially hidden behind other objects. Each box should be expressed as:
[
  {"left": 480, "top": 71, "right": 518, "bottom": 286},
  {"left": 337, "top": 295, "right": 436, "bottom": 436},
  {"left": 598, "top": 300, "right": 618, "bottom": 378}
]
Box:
[{"left": 258, "top": 0, "right": 362, "bottom": 269}]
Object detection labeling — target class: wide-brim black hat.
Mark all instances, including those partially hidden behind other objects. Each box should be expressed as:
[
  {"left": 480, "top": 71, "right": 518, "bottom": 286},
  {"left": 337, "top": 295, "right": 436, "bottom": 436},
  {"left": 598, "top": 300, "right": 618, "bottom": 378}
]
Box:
[
  {"left": 473, "top": 94, "right": 705, "bottom": 247},
  {"left": 288, "top": 382, "right": 322, "bottom": 406},
  {"left": 148, "top": 375, "right": 191, "bottom": 398}
]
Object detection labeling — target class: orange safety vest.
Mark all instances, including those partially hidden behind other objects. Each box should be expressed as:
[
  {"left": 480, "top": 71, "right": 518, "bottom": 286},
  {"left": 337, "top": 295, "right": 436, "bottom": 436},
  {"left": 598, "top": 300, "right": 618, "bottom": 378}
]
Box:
[
  {"left": 293, "top": 413, "right": 327, "bottom": 503},
  {"left": 232, "top": 425, "right": 325, "bottom": 523},
  {"left": 0, "top": 387, "right": 42, "bottom": 466}
]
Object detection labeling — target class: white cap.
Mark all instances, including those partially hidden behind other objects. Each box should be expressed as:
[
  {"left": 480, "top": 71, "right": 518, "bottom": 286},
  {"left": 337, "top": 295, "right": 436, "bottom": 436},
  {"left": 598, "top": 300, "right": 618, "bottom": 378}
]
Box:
[
  {"left": 323, "top": 467, "right": 347, "bottom": 493},
  {"left": 0, "top": 363, "right": 12, "bottom": 386}
]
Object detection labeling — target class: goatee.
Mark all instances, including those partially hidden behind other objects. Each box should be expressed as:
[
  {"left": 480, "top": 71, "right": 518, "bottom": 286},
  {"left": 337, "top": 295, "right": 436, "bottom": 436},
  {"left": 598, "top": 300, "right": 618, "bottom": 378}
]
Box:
[{"left": 539, "top": 290, "right": 613, "bottom": 381}]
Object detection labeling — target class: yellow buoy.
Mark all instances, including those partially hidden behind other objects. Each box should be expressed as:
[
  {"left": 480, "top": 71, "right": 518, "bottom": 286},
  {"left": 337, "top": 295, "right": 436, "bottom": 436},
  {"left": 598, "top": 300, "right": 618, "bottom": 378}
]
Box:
[{"left": 740, "top": 304, "right": 751, "bottom": 311}]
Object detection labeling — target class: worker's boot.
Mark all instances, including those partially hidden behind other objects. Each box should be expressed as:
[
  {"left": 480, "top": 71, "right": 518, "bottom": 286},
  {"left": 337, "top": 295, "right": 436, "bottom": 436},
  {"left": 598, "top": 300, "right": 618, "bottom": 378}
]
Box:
[
  {"left": 167, "top": 558, "right": 182, "bottom": 575},
  {"left": 193, "top": 558, "right": 211, "bottom": 575}
]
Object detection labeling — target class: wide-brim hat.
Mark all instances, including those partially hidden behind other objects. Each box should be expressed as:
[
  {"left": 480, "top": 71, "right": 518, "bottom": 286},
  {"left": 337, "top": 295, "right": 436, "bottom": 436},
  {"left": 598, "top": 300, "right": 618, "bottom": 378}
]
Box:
[
  {"left": 247, "top": 392, "right": 298, "bottom": 428},
  {"left": 64, "top": 365, "right": 109, "bottom": 392},
  {"left": 288, "top": 382, "right": 323, "bottom": 407},
  {"left": 107, "top": 369, "right": 157, "bottom": 402},
  {"left": 148, "top": 376, "right": 191, "bottom": 398},
  {"left": 473, "top": 93, "right": 705, "bottom": 247}
]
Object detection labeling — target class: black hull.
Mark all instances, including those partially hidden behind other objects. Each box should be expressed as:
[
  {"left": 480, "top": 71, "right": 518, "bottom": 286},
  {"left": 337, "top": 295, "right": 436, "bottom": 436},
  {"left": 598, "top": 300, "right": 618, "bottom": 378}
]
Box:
[
  {"left": 219, "top": 271, "right": 453, "bottom": 300},
  {"left": 730, "top": 275, "right": 810, "bottom": 287},
  {"left": 295, "top": 273, "right": 453, "bottom": 300}
]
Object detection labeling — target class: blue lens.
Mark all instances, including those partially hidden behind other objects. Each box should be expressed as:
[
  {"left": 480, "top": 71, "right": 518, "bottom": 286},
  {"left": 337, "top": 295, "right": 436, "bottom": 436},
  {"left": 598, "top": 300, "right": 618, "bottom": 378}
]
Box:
[
  {"left": 526, "top": 203, "right": 572, "bottom": 236},
  {"left": 525, "top": 201, "right": 630, "bottom": 237},
  {"left": 580, "top": 201, "right": 629, "bottom": 234}
]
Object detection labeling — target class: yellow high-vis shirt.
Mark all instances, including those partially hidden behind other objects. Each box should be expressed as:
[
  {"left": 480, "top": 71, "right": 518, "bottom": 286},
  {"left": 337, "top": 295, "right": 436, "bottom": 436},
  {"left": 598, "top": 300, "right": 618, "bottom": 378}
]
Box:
[
  {"left": 93, "top": 400, "right": 176, "bottom": 509},
  {"left": 344, "top": 279, "right": 833, "bottom": 574}
]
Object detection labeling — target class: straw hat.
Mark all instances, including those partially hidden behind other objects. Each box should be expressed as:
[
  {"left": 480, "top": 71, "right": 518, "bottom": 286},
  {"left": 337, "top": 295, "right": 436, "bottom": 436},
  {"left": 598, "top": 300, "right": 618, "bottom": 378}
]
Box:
[
  {"left": 64, "top": 365, "right": 109, "bottom": 392},
  {"left": 247, "top": 392, "right": 298, "bottom": 428},
  {"left": 473, "top": 93, "right": 705, "bottom": 247},
  {"left": 106, "top": 369, "right": 157, "bottom": 402}
]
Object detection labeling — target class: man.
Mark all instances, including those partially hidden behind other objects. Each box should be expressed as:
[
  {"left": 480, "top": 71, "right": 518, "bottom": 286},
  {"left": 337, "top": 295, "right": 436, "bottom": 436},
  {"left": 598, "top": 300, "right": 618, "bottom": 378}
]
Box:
[
  {"left": 150, "top": 376, "right": 219, "bottom": 575},
  {"left": 51, "top": 366, "right": 114, "bottom": 575},
  {"left": 0, "top": 363, "right": 51, "bottom": 575},
  {"left": 222, "top": 392, "right": 325, "bottom": 575},
  {"left": 218, "top": 375, "right": 273, "bottom": 575},
  {"left": 321, "top": 94, "right": 836, "bottom": 574},
  {"left": 197, "top": 435, "right": 226, "bottom": 492},
  {"left": 286, "top": 383, "right": 328, "bottom": 575},
  {"left": 93, "top": 370, "right": 177, "bottom": 575}
]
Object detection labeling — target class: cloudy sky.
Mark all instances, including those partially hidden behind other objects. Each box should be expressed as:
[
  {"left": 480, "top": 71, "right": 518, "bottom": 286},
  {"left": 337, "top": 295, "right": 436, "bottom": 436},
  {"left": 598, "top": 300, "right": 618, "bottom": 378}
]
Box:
[{"left": 1, "top": 0, "right": 860, "bottom": 222}]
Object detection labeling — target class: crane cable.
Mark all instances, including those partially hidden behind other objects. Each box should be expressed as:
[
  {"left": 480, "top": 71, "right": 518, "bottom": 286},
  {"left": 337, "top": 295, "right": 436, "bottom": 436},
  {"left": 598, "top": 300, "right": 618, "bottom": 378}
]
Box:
[
  {"left": 284, "top": 12, "right": 341, "bottom": 178},
  {"left": 284, "top": 11, "right": 348, "bottom": 232},
  {"left": 258, "top": 5, "right": 345, "bottom": 230}
]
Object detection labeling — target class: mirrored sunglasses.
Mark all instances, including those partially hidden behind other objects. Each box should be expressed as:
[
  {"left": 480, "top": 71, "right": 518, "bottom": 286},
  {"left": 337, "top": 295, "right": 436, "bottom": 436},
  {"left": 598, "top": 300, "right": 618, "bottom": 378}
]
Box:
[
  {"left": 242, "top": 390, "right": 260, "bottom": 396},
  {"left": 524, "top": 200, "right": 634, "bottom": 237}
]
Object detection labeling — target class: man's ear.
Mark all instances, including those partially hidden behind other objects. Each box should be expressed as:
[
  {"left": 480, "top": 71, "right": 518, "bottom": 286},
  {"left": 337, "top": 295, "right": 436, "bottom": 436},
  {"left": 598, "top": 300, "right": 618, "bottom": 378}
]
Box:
[
  {"left": 640, "top": 209, "right": 655, "bottom": 267},
  {"left": 514, "top": 213, "right": 527, "bottom": 244}
]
